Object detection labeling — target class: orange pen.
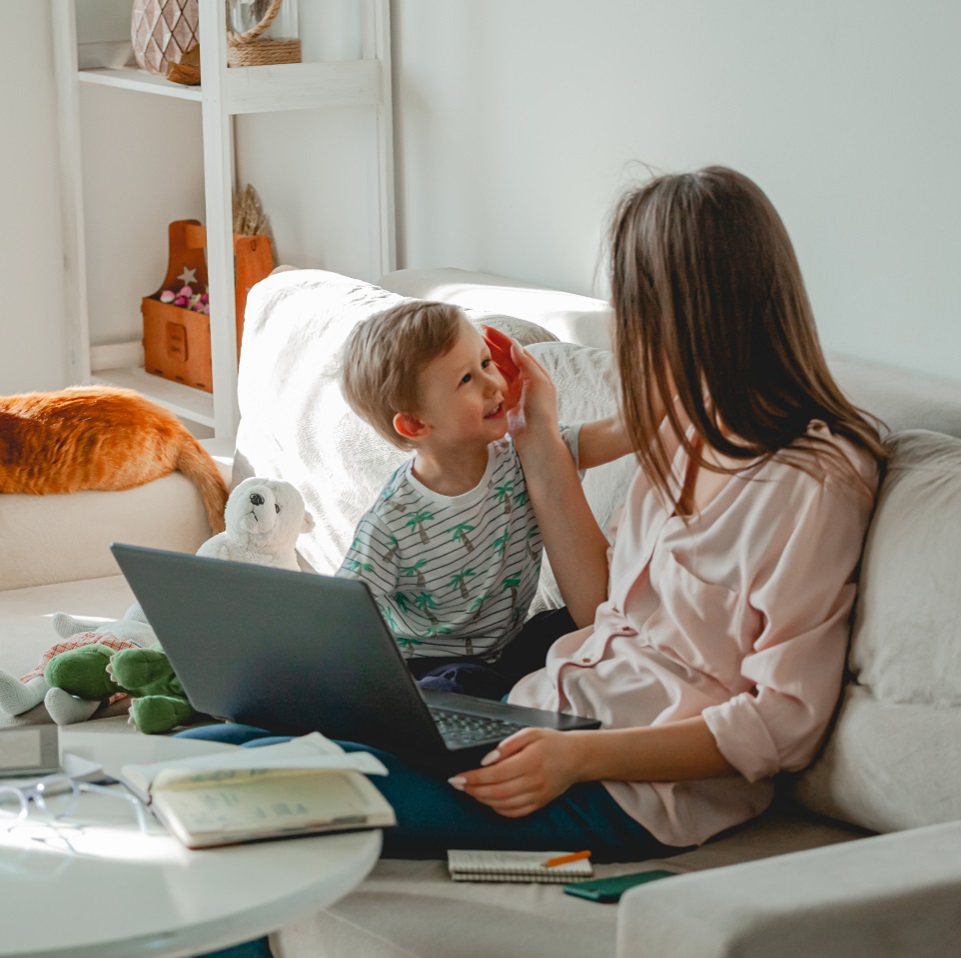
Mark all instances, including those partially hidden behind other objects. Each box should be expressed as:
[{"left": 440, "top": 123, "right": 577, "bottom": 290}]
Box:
[{"left": 542, "top": 850, "right": 591, "bottom": 868}]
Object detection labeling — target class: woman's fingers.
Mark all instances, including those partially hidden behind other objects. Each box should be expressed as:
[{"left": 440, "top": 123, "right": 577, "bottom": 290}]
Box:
[
  {"left": 510, "top": 340, "right": 549, "bottom": 377},
  {"left": 478, "top": 727, "right": 537, "bottom": 767},
  {"left": 447, "top": 728, "right": 578, "bottom": 817},
  {"left": 450, "top": 731, "right": 537, "bottom": 788}
]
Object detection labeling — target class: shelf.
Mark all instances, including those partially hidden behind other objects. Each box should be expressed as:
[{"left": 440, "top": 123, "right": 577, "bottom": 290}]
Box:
[
  {"left": 91, "top": 366, "right": 215, "bottom": 428},
  {"left": 77, "top": 59, "right": 382, "bottom": 114},
  {"left": 223, "top": 60, "right": 382, "bottom": 114},
  {"left": 79, "top": 66, "right": 202, "bottom": 100},
  {"left": 55, "top": 0, "right": 395, "bottom": 439}
]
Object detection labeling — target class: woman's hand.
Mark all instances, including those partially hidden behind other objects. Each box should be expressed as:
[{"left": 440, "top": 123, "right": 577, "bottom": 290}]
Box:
[{"left": 447, "top": 727, "right": 585, "bottom": 818}]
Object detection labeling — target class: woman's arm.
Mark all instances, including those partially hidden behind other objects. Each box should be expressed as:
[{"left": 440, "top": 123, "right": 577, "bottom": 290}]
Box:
[
  {"left": 506, "top": 342, "right": 612, "bottom": 628},
  {"left": 449, "top": 719, "right": 735, "bottom": 818}
]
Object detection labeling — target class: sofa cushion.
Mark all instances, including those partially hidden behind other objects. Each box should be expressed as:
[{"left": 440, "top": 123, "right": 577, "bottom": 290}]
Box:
[
  {"left": 615, "top": 820, "right": 961, "bottom": 958},
  {"left": 378, "top": 267, "right": 614, "bottom": 351},
  {"left": 790, "top": 430, "right": 961, "bottom": 832},
  {"left": 270, "top": 807, "right": 861, "bottom": 958},
  {"left": 827, "top": 357, "right": 961, "bottom": 439},
  {"left": 0, "top": 441, "right": 230, "bottom": 593},
  {"left": 0, "top": 473, "right": 216, "bottom": 592}
]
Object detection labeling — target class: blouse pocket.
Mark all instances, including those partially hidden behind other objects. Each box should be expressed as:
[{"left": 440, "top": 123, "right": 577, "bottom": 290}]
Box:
[{"left": 640, "top": 550, "right": 760, "bottom": 691}]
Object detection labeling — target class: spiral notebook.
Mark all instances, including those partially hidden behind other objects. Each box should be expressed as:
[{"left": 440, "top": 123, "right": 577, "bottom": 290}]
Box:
[{"left": 447, "top": 849, "right": 594, "bottom": 883}]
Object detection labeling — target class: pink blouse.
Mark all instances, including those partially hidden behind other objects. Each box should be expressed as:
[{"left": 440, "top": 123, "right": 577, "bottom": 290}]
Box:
[{"left": 509, "top": 420, "right": 879, "bottom": 847}]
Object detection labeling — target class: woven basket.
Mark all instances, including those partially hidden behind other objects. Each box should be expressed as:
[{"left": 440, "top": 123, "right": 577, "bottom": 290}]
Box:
[{"left": 227, "top": 0, "right": 301, "bottom": 67}]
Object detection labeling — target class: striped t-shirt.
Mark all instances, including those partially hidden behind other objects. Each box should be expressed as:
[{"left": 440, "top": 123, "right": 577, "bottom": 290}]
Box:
[{"left": 336, "top": 429, "right": 579, "bottom": 661}]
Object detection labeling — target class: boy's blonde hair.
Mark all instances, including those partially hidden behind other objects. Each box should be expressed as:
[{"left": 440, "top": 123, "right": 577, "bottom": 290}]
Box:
[{"left": 341, "top": 300, "right": 464, "bottom": 450}]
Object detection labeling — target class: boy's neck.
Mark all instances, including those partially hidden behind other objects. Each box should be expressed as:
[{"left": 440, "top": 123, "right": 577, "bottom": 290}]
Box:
[{"left": 411, "top": 441, "right": 492, "bottom": 496}]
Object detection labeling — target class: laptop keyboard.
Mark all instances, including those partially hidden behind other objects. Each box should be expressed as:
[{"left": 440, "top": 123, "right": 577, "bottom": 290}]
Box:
[{"left": 429, "top": 708, "right": 528, "bottom": 748}]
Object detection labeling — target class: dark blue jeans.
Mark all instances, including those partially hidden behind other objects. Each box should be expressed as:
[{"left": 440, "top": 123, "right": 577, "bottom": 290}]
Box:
[
  {"left": 409, "top": 608, "right": 578, "bottom": 699},
  {"left": 178, "top": 723, "right": 670, "bottom": 861}
]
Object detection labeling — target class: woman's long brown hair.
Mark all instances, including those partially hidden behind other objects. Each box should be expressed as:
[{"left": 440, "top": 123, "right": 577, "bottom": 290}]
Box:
[{"left": 609, "top": 166, "right": 885, "bottom": 511}]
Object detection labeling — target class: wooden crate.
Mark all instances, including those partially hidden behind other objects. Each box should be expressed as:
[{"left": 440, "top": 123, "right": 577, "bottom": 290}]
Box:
[{"left": 142, "top": 220, "right": 273, "bottom": 392}]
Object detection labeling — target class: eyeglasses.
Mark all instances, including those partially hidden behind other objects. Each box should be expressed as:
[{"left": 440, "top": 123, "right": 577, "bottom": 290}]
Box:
[{"left": 0, "top": 774, "right": 148, "bottom": 834}]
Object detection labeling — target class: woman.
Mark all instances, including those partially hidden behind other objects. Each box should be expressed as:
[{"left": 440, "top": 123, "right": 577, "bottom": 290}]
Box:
[{"left": 189, "top": 166, "right": 885, "bottom": 958}]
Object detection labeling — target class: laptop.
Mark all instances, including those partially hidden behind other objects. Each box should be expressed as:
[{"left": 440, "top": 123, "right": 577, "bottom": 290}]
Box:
[{"left": 110, "top": 543, "right": 600, "bottom": 773}]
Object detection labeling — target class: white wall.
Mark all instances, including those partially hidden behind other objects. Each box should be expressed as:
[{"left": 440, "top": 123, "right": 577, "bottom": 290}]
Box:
[
  {"left": 235, "top": 0, "right": 385, "bottom": 281},
  {"left": 0, "top": 1, "right": 67, "bottom": 392},
  {"left": 2, "top": 0, "right": 959, "bottom": 393},
  {"left": 393, "top": 0, "right": 961, "bottom": 384}
]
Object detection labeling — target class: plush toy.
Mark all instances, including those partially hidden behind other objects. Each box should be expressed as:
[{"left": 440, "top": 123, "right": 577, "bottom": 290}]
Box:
[
  {"left": 43, "top": 640, "right": 196, "bottom": 735},
  {"left": 0, "top": 477, "right": 313, "bottom": 733},
  {"left": 196, "top": 475, "right": 315, "bottom": 570},
  {"left": 0, "top": 602, "right": 157, "bottom": 726}
]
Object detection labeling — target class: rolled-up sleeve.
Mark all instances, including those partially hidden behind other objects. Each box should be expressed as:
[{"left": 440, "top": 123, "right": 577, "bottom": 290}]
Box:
[{"left": 702, "top": 474, "right": 873, "bottom": 782}]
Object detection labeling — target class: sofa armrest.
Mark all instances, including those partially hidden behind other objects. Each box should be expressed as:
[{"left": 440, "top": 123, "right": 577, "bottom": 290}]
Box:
[
  {"left": 617, "top": 821, "right": 961, "bottom": 958},
  {"left": 0, "top": 442, "right": 233, "bottom": 591}
]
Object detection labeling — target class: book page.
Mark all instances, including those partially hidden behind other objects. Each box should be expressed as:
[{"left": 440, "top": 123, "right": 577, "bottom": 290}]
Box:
[
  {"left": 152, "top": 769, "right": 395, "bottom": 847},
  {"left": 122, "top": 732, "right": 387, "bottom": 797}
]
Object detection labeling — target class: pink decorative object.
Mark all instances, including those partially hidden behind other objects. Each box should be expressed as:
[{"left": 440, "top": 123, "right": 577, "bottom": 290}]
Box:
[
  {"left": 131, "top": 0, "right": 199, "bottom": 77},
  {"left": 155, "top": 281, "right": 208, "bottom": 312}
]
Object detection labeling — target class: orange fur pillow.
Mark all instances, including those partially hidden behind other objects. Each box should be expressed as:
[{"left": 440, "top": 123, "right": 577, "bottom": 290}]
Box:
[{"left": 0, "top": 385, "right": 228, "bottom": 533}]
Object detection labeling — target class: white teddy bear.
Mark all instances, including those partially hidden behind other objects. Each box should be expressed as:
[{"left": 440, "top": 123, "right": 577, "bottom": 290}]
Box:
[
  {"left": 196, "top": 476, "right": 315, "bottom": 570},
  {"left": 0, "top": 476, "right": 314, "bottom": 726}
]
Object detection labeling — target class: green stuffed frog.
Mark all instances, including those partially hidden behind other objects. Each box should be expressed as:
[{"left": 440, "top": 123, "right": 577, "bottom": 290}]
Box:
[
  {"left": 8, "top": 478, "right": 313, "bottom": 734},
  {"left": 44, "top": 642, "right": 197, "bottom": 735}
]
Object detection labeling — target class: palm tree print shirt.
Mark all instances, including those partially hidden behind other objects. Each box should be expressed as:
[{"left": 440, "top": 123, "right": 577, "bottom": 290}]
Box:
[{"left": 336, "top": 429, "right": 579, "bottom": 660}]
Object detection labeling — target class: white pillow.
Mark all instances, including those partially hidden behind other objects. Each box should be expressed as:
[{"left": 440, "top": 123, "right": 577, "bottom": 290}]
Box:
[{"left": 378, "top": 267, "right": 613, "bottom": 351}]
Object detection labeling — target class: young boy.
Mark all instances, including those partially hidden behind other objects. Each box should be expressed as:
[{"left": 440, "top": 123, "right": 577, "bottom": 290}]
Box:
[{"left": 337, "top": 300, "right": 627, "bottom": 698}]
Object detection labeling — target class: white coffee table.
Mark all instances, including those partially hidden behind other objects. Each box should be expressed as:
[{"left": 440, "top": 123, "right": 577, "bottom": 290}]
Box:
[{"left": 1, "top": 720, "right": 382, "bottom": 958}]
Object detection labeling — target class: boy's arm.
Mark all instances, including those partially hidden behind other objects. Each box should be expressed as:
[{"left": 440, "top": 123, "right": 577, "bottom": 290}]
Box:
[{"left": 576, "top": 415, "right": 636, "bottom": 469}]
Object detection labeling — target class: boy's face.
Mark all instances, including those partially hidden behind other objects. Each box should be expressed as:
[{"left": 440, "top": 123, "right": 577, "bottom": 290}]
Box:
[{"left": 406, "top": 319, "right": 509, "bottom": 447}]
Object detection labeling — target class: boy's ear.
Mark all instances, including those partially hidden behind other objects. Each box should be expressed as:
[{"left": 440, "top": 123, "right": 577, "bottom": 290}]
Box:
[{"left": 393, "top": 411, "right": 429, "bottom": 442}]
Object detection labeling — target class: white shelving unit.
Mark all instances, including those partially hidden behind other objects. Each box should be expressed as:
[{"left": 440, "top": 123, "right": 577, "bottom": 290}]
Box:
[{"left": 52, "top": 0, "right": 395, "bottom": 438}]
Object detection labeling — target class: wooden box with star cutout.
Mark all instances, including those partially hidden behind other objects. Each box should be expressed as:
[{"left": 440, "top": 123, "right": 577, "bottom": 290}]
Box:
[{"left": 142, "top": 219, "right": 273, "bottom": 392}]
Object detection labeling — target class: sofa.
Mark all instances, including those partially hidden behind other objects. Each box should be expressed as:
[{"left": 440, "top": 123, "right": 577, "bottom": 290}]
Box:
[{"left": 4, "top": 267, "right": 961, "bottom": 958}]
